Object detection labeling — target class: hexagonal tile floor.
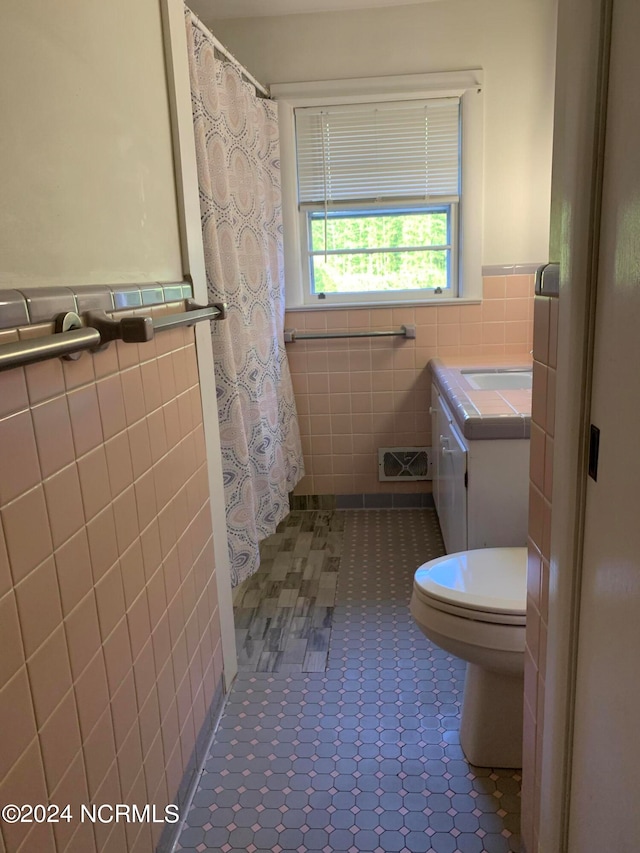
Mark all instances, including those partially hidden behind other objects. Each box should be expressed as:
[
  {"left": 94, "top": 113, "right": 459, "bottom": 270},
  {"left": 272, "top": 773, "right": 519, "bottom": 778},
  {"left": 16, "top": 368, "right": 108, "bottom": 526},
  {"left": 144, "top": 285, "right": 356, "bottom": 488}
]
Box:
[{"left": 176, "top": 509, "right": 521, "bottom": 853}]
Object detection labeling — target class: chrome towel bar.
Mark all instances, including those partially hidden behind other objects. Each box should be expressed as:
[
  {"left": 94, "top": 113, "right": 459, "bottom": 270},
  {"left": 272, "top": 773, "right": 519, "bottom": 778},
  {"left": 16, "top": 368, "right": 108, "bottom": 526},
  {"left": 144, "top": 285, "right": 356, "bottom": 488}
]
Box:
[
  {"left": 0, "top": 301, "right": 226, "bottom": 374},
  {"left": 0, "top": 326, "right": 102, "bottom": 373},
  {"left": 84, "top": 301, "right": 226, "bottom": 345},
  {"left": 152, "top": 300, "right": 226, "bottom": 331},
  {"left": 283, "top": 324, "right": 415, "bottom": 342}
]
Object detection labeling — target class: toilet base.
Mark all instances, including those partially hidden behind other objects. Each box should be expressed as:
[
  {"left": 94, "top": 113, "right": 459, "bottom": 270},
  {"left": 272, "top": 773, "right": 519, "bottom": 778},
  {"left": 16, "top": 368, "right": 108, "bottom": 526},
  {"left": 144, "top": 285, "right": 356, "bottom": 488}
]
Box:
[{"left": 459, "top": 663, "right": 524, "bottom": 768}]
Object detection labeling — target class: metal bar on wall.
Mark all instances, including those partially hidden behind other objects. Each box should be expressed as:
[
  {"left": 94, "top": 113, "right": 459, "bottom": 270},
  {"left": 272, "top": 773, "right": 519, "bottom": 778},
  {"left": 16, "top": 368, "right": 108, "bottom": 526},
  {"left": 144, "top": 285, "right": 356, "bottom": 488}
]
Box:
[
  {"left": 188, "top": 10, "right": 270, "bottom": 98},
  {"left": 0, "top": 327, "right": 101, "bottom": 373},
  {"left": 283, "top": 324, "right": 416, "bottom": 342},
  {"left": 0, "top": 302, "right": 226, "bottom": 374}
]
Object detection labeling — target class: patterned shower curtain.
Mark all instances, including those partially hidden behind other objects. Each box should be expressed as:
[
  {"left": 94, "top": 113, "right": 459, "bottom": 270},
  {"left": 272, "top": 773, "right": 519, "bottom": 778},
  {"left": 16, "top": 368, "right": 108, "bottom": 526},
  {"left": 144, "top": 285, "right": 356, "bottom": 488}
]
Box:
[{"left": 186, "top": 12, "right": 304, "bottom": 586}]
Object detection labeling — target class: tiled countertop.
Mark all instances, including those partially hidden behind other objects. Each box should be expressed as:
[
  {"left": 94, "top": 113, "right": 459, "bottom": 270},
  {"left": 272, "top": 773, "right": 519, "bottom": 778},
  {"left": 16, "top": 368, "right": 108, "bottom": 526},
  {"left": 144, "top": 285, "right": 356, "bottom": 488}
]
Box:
[{"left": 429, "top": 355, "right": 533, "bottom": 439}]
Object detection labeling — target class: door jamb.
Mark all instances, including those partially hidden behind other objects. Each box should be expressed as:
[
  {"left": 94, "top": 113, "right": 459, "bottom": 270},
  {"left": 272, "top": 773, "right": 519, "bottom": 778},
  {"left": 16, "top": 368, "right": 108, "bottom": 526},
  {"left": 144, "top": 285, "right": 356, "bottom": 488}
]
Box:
[
  {"left": 158, "top": 0, "right": 238, "bottom": 689},
  {"left": 538, "top": 1, "right": 612, "bottom": 849}
]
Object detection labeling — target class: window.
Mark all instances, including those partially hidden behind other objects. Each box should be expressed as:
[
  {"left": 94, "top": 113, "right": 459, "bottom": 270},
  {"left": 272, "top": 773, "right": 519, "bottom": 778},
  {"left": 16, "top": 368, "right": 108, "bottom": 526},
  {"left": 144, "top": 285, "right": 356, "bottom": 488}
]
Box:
[
  {"left": 272, "top": 72, "right": 484, "bottom": 308},
  {"left": 296, "top": 99, "right": 459, "bottom": 302},
  {"left": 306, "top": 206, "right": 455, "bottom": 297}
]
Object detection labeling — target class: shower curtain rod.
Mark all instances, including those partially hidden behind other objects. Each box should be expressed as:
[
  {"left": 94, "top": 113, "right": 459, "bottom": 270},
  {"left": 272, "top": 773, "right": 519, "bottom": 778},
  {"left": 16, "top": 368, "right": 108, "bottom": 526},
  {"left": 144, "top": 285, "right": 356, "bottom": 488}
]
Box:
[{"left": 189, "top": 9, "right": 271, "bottom": 98}]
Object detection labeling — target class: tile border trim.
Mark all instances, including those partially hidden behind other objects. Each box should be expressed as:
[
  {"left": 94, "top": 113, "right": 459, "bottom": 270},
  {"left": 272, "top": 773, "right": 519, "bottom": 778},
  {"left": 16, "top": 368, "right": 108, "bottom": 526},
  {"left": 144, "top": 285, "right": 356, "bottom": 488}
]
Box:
[
  {"left": 534, "top": 262, "right": 560, "bottom": 297},
  {"left": 430, "top": 356, "right": 532, "bottom": 440},
  {"left": 0, "top": 282, "right": 193, "bottom": 330},
  {"left": 156, "top": 679, "right": 226, "bottom": 853},
  {"left": 290, "top": 493, "right": 435, "bottom": 510},
  {"left": 481, "top": 263, "right": 543, "bottom": 276}
]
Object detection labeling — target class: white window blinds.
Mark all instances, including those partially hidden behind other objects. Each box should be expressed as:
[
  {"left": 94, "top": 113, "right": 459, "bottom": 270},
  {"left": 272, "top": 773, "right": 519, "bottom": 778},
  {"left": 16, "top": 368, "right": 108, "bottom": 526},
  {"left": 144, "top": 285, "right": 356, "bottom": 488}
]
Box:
[{"left": 295, "top": 98, "right": 460, "bottom": 205}]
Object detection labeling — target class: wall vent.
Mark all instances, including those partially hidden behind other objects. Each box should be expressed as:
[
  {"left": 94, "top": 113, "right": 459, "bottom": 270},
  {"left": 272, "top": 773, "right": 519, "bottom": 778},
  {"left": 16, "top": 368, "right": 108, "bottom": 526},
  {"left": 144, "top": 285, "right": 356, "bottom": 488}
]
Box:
[{"left": 378, "top": 447, "right": 432, "bottom": 481}]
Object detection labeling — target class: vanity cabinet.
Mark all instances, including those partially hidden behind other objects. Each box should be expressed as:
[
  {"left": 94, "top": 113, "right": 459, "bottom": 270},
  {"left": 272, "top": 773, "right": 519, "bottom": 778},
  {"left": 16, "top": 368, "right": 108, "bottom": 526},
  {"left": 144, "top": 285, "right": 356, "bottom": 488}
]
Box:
[{"left": 431, "top": 383, "right": 530, "bottom": 554}]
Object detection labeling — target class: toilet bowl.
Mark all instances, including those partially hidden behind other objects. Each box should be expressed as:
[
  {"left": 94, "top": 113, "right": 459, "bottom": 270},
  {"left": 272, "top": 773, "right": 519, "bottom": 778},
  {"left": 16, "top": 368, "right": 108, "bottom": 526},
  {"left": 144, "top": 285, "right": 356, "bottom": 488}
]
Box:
[{"left": 410, "top": 547, "right": 527, "bottom": 768}]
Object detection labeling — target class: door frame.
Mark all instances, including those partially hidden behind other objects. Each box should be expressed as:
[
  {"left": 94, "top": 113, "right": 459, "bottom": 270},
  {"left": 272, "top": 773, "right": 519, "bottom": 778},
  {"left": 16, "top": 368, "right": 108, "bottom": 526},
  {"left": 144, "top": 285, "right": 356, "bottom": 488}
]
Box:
[
  {"left": 537, "top": 0, "right": 612, "bottom": 849},
  {"left": 154, "top": 0, "right": 618, "bottom": 837},
  {"left": 158, "top": 0, "right": 238, "bottom": 688}
]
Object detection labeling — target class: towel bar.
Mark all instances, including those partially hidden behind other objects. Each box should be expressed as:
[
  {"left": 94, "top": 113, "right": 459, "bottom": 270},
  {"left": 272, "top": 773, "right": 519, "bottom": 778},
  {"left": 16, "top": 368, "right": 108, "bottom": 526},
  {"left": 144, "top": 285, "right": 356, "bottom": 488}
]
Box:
[
  {"left": 84, "top": 301, "right": 226, "bottom": 345},
  {"left": 152, "top": 300, "right": 226, "bottom": 331},
  {"left": 283, "top": 324, "right": 415, "bottom": 342},
  {"left": 0, "top": 301, "right": 226, "bottom": 374},
  {"left": 0, "top": 324, "right": 101, "bottom": 373}
]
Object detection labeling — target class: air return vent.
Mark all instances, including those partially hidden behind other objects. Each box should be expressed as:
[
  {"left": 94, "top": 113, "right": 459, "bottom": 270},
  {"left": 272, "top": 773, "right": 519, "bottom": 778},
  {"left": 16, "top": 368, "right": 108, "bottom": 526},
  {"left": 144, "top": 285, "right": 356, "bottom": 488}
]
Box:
[{"left": 378, "top": 447, "right": 432, "bottom": 481}]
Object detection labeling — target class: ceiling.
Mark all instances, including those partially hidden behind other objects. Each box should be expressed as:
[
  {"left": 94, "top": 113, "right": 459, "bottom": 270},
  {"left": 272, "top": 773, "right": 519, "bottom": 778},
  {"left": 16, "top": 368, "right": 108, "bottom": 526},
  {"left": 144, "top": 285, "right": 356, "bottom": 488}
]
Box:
[{"left": 198, "top": 0, "right": 438, "bottom": 19}]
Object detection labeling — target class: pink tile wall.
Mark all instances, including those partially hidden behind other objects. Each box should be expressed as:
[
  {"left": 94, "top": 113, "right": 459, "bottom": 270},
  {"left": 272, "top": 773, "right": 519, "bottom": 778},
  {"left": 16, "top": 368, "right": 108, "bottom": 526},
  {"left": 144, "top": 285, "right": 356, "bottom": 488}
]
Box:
[
  {"left": 0, "top": 314, "right": 223, "bottom": 853},
  {"left": 521, "top": 294, "right": 558, "bottom": 853},
  {"left": 286, "top": 274, "right": 535, "bottom": 495}
]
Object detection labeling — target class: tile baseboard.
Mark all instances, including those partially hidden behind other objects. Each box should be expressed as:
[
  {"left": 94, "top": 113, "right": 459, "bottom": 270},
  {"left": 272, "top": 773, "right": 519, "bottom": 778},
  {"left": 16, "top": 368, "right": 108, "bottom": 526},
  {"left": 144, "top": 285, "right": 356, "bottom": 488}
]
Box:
[
  {"left": 156, "top": 680, "right": 226, "bottom": 853},
  {"left": 289, "top": 493, "right": 435, "bottom": 510}
]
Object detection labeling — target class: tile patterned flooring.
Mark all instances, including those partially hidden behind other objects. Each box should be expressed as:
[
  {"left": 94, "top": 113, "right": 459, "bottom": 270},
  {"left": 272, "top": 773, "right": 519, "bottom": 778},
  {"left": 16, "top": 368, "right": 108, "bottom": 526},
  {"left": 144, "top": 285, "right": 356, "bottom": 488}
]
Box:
[
  {"left": 177, "top": 509, "right": 522, "bottom": 853},
  {"left": 232, "top": 511, "right": 344, "bottom": 673}
]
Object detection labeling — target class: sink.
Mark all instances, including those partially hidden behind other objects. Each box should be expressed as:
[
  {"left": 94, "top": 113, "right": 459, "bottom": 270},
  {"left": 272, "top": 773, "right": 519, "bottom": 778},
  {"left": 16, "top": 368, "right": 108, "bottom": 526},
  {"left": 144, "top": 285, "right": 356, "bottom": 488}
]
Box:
[{"left": 461, "top": 369, "right": 533, "bottom": 391}]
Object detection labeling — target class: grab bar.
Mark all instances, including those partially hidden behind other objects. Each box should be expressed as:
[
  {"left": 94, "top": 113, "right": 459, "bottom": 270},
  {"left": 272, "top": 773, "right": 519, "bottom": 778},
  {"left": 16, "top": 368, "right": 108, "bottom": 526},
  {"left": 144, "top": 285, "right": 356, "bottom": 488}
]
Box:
[
  {"left": 0, "top": 326, "right": 102, "bottom": 373},
  {"left": 84, "top": 301, "right": 226, "bottom": 344},
  {"left": 152, "top": 300, "right": 226, "bottom": 331},
  {"left": 284, "top": 324, "right": 415, "bottom": 343},
  {"left": 0, "top": 301, "right": 226, "bottom": 374}
]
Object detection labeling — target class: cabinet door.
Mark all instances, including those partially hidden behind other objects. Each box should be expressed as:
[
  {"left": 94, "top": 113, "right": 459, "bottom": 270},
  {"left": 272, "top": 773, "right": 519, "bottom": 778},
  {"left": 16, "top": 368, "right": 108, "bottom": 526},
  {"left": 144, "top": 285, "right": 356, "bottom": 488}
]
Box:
[
  {"left": 431, "top": 384, "right": 442, "bottom": 512},
  {"left": 438, "top": 401, "right": 468, "bottom": 554},
  {"left": 466, "top": 439, "right": 530, "bottom": 548}
]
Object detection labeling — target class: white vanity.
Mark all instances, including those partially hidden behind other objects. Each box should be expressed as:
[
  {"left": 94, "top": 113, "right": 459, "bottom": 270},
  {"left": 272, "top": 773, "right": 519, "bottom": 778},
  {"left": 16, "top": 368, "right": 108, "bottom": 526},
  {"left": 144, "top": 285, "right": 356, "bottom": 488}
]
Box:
[{"left": 429, "top": 361, "right": 532, "bottom": 555}]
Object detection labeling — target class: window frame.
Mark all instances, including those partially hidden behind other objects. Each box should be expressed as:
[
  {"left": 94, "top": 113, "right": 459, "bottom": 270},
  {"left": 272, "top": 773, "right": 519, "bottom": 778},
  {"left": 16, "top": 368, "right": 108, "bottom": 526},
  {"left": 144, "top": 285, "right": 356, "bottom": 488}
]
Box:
[{"left": 272, "top": 70, "right": 484, "bottom": 310}]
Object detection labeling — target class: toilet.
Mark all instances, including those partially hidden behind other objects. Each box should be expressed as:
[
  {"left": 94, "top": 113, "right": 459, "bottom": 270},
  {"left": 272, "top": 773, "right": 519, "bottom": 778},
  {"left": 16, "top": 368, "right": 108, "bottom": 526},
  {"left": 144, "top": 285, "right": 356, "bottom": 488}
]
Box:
[{"left": 410, "top": 547, "right": 527, "bottom": 768}]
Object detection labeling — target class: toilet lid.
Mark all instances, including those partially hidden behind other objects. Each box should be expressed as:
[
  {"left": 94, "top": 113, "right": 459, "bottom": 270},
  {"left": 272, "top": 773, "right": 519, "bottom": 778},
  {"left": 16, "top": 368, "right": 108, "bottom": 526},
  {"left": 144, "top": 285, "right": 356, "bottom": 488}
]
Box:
[{"left": 413, "top": 547, "right": 527, "bottom": 617}]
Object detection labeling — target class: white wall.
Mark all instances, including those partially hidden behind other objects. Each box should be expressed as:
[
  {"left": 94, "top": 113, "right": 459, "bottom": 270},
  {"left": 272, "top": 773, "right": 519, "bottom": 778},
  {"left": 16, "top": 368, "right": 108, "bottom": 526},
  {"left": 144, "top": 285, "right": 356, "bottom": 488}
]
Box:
[
  {"left": 192, "top": 0, "right": 557, "bottom": 266},
  {"left": 0, "top": 0, "right": 183, "bottom": 287}
]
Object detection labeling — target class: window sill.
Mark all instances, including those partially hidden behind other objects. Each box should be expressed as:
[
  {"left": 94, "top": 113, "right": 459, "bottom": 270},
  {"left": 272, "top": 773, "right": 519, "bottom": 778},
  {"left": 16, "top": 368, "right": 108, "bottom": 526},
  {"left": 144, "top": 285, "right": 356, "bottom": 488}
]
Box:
[{"left": 285, "top": 298, "right": 482, "bottom": 312}]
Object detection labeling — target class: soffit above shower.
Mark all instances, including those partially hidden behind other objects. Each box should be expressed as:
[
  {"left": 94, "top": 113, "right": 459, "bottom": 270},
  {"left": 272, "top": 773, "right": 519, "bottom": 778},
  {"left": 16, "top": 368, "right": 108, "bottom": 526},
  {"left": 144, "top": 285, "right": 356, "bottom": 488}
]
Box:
[{"left": 193, "top": 0, "right": 440, "bottom": 20}]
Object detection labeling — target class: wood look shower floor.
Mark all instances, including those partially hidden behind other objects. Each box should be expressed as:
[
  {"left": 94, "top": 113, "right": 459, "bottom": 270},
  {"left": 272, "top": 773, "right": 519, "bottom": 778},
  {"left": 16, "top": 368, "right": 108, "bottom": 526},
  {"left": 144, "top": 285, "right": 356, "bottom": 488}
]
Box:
[{"left": 232, "top": 510, "right": 345, "bottom": 673}]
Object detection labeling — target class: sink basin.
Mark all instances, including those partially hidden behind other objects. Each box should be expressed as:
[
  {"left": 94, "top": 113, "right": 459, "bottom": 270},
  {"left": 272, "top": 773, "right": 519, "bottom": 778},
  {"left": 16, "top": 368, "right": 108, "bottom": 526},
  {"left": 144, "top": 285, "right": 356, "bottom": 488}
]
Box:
[{"left": 462, "top": 369, "right": 533, "bottom": 391}]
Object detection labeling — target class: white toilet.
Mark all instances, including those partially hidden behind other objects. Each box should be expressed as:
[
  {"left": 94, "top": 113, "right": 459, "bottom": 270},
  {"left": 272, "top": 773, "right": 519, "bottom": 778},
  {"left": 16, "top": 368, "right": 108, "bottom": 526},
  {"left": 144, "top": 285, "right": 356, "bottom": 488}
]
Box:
[{"left": 410, "top": 547, "right": 527, "bottom": 768}]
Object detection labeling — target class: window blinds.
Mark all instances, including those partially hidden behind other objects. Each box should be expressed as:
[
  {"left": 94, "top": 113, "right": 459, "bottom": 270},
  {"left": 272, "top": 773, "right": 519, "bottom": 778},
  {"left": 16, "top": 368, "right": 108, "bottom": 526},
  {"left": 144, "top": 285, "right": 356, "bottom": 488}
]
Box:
[{"left": 295, "top": 98, "right": 460, "bottom": 206}]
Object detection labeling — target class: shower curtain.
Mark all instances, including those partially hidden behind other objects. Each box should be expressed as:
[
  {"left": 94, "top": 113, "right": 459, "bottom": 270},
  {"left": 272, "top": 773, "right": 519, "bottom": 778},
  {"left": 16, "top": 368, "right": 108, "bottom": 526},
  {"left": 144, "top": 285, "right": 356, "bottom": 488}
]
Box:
[{"left": 186, "top": 12, "right": 304, "bottom": 587}]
